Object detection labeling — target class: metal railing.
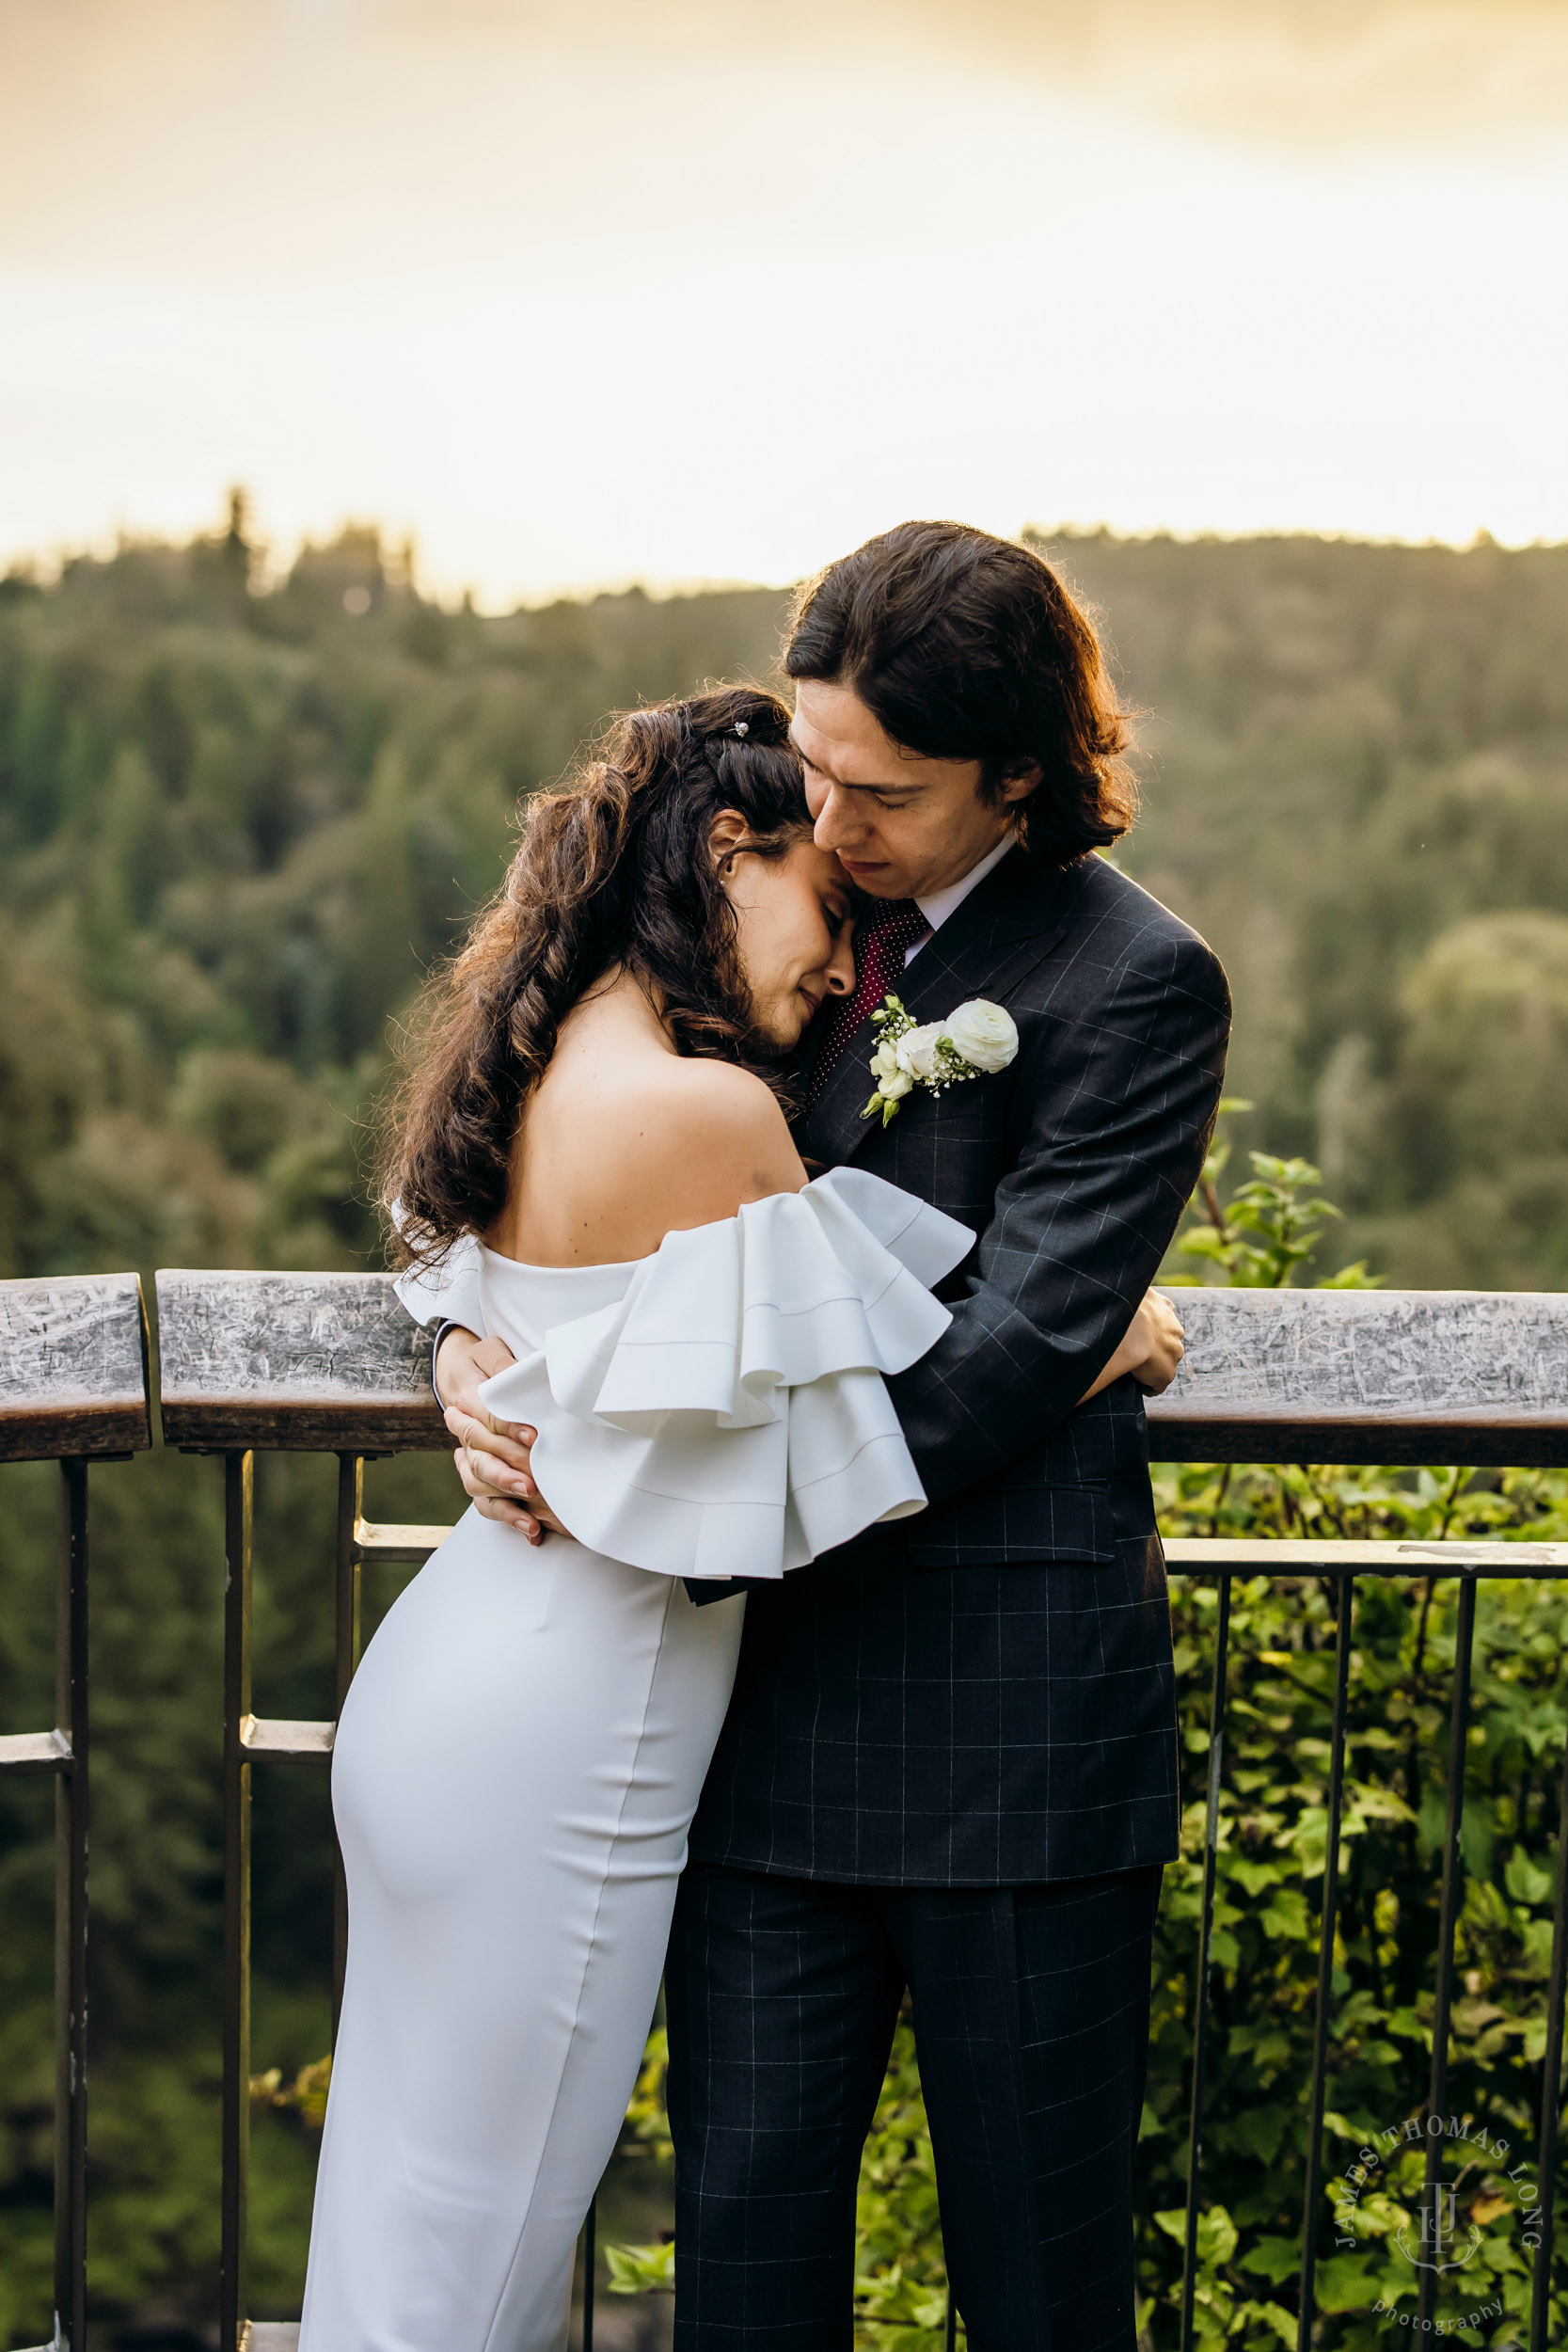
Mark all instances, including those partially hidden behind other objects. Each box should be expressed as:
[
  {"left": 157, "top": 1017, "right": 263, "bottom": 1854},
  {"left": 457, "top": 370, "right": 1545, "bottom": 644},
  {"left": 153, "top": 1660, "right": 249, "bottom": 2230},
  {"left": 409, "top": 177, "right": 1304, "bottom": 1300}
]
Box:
[
  {"left": 0, "top": 1273, "right": 150, "bottom": 2352},
  {"left": 5, "top": 1269, "right": 1568, "bottom": 2347},
  {"left": 1162, "top": 1539, "right": 1568, "bottom": 2352},
  {"left": 1148, "top": 1288, "right": 1568, "bottom": 2348}
]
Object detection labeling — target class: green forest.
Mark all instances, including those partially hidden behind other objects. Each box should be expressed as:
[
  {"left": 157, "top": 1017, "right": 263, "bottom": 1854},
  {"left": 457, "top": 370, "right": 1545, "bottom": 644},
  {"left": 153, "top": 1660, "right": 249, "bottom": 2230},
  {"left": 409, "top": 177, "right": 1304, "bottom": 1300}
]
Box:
[
  {"left": 7, "top": 508, "right": 1568, "bottom": 1295},
  {"left": 3, "top": 511, "right": 1568, "bottom": 2348}
]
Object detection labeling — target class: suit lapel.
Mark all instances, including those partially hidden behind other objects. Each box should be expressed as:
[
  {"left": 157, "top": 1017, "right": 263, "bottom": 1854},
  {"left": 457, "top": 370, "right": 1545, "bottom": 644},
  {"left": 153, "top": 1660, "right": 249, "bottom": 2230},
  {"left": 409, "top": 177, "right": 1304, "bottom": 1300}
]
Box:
[{"left": 795, "top": 851, "right": 1085, "bottom": 1168}]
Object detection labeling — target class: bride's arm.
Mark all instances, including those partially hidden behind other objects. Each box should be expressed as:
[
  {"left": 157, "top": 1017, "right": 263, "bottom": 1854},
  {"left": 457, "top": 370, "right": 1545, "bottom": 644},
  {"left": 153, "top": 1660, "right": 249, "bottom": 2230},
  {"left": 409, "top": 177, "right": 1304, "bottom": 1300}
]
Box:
[{"left": 436, "top": 1329, "right": 541, "bottom": 1537}]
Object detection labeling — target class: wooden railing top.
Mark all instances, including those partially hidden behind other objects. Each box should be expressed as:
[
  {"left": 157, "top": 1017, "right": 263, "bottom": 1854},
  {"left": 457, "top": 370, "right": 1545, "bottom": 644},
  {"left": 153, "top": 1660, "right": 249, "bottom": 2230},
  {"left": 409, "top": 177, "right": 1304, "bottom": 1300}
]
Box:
[
  {"left": 1148, "top": 1286, "right": 1568, "bottom": 1466},
  {"left": 2, "top": 1271, "right": 1563, "bottom": 1467},
  {"left": 0, "top": 1273, "right": 151, "bottom": 1462},
  {"left": 155, "top": 1270, "right": 446, "bottom": 1452}
]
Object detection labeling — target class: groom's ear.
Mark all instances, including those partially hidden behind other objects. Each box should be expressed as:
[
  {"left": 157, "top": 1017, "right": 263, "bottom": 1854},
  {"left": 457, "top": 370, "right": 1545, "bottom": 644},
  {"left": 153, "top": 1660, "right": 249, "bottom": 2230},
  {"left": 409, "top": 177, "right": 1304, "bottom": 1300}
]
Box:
[{"left": 998, "top": 762, "right": 1042, "bottom": 808}]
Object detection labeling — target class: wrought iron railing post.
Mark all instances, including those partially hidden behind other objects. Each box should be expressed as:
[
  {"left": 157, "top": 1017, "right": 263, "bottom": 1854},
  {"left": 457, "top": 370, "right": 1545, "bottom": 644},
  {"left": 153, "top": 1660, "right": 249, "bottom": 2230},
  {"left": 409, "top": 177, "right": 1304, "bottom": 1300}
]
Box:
[
  {"left": 1, "top": 1272, "right": 148, "bottom": 2350},
  {"left": 1297, "top": 1573, "right": 1354, "bottom": 2351},
  {"left": 1418, "top": 1572, "right": 1478, "bottom": 2330},
  {"left": 333, "top": 1454, "right": 363, "bottom": 2034},
  {"left": 55, "top": 1457, "right": 90, "bottom": 2351},
  {"left": 1180, "top": 1571, "right": 1232, "bottom": 2352},
  {"left": 1530, "top": 1723, "right": 1568, "bottom": 2352},
  {"left": 221, "top": 1451, "right": 255, "bottom": 2352}
]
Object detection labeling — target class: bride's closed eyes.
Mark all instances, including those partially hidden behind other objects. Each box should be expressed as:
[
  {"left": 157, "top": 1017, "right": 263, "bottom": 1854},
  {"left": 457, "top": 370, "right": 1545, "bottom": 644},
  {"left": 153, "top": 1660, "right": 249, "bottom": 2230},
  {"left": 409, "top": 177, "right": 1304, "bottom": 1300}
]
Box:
[{"left": 720, "top": 831, "right": 857, "bottom": 1049}]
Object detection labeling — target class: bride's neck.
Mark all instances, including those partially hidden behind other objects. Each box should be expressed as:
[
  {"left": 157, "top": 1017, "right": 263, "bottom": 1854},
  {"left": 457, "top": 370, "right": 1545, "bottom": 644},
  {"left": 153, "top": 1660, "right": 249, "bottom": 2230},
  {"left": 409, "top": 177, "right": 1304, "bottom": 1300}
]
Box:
[{"left": 571, "top": 964, "right": 676, "bottom": 1053}]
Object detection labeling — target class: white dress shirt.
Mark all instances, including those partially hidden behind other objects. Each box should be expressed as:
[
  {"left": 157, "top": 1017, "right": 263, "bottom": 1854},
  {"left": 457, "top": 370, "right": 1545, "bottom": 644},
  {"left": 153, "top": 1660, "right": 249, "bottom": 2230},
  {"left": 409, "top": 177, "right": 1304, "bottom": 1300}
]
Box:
[{"left": 905, "top": 828, "right": 1015, "bottom": 965}]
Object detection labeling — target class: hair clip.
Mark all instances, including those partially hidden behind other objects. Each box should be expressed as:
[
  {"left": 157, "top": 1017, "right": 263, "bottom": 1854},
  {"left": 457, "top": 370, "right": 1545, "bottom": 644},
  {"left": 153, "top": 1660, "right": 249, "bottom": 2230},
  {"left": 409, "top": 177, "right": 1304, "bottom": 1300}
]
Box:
[{"left": 733, "top": 720, "right": 749, "bottom": 737}]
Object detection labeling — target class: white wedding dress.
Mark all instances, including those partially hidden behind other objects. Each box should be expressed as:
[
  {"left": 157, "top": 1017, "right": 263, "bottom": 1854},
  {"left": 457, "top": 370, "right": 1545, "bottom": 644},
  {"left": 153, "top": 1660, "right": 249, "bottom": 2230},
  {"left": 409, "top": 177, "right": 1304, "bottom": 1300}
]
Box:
[{"left": 297, "top": 1168, "right": 971, "bottom": 2352}]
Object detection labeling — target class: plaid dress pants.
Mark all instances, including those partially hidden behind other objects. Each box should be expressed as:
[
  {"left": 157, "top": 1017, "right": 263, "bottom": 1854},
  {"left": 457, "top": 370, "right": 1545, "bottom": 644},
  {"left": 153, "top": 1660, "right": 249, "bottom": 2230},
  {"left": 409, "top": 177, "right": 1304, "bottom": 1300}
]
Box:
[{"left": 665, "top": 1858, "right": 1162, "bottom": 2352}]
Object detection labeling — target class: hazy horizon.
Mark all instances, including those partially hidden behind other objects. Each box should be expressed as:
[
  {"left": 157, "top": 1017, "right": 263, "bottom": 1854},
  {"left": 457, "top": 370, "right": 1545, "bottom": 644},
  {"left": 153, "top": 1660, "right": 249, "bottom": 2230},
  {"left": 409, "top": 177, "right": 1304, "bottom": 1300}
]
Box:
[
  {"left": 15, "top": 507, "right": 1560, "bottom": 619},
  {"left": 4, "top": 0, "right": 1564, "bottom": 602}
]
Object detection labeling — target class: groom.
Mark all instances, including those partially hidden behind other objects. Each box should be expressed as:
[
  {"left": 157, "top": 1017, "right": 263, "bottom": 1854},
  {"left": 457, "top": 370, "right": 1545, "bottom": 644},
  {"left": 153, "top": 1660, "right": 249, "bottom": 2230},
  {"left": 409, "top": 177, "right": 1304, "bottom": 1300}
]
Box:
[{"left": 438, "top": 522, "right": 1230, "bottom": 2349}]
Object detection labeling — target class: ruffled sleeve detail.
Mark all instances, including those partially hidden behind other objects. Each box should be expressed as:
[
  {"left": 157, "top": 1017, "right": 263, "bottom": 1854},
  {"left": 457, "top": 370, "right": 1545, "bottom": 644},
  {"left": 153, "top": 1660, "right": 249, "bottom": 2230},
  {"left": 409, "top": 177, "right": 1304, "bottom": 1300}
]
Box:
[
  {"left": 391, "top": 1224, "right": 487, "bottom": 1342},
  {"left": 475, "top": 1171, "right": 973, "bottom": 1582}
]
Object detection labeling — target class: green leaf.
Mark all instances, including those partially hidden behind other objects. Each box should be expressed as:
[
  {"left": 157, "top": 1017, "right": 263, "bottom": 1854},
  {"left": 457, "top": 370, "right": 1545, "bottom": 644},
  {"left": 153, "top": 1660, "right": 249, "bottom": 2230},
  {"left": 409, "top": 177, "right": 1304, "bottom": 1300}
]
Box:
[
  {"left": 1227, "top": 2106, "right": 1289, "bottom": 2164},
  {"left": 604, "top": 2239, "right": 675, "bottom": 2295},
  {"left": 1259, "top": 1887, "right": 1311, "bottom": 1939},
  {"left": 1196, "top": 2205, "right": 1240, "bottom": 2266},
  {"left": 1238, "top": 2234, "right": 1301, "bottom": 2284},
  {"left": 1312, "top": 2252, "right": 1386, "bottom": 2313},
  {"left": 1506, "top": 1847, "right": 1553, "bottom": 1905}
]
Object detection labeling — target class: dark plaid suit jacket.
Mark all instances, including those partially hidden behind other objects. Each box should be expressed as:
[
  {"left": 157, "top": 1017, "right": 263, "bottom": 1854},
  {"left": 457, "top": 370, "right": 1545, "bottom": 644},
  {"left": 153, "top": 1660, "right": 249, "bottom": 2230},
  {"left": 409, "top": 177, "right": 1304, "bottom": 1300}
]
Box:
[{"left": 689, "top": 845, "right": 1231, "bottom": 1886}]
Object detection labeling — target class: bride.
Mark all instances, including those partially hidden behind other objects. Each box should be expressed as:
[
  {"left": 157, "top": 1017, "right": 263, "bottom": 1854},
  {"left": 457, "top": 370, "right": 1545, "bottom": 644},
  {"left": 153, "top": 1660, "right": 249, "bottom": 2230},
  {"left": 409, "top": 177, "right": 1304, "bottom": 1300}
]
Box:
[
  {"left": 297, "top": 686, "right": 977, "bottom": 2351},
  {"left": 300, "top": 683, "right": 1173, "bottom": 2350}
]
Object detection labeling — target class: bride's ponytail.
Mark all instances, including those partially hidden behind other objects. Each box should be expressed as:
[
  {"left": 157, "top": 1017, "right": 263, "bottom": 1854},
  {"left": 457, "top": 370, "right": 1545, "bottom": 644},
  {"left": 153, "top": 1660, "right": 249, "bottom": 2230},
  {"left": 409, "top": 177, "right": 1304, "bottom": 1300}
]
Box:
[{"left": 383, "top": 684, "right": 806, "bottom": 1266}]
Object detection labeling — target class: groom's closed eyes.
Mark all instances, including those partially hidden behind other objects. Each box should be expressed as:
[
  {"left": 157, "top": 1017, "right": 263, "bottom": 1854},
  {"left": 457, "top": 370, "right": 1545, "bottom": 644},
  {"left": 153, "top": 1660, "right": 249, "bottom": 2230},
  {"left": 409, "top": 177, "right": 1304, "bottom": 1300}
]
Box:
[
  {"left": 792, "top": 737, "right": 923, "bottom": 810},
  {"left": 789, "top": 680, "right": 1018, "bottom": 903}
]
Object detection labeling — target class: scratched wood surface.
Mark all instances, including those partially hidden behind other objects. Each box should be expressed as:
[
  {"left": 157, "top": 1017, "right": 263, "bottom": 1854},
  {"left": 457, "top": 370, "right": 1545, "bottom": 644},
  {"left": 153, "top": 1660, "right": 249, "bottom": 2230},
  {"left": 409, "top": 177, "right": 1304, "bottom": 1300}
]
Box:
[
  {"left": 1148, "top": 1287, "right": 1568, "bottom": 1466},
  {"left": 156, "top": 1270, "right": 448, "bottom": 1452},
  {"left": 0, "top": 1273, "right": 151, "bottom": 1460},
  {"left": 149, "top": 1270, "right": 1568, "bottom": 1465}
]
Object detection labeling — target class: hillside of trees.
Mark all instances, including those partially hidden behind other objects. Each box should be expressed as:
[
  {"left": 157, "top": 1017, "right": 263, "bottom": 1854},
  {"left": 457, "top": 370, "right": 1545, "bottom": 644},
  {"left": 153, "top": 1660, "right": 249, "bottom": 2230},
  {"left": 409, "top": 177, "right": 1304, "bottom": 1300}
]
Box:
[
  {"left": 3, "top": 512, "right": 1567, "bottom": 2343},
  {"left": 1053, "top": 527, "right": 1568, "bottom": 1291},
  {"left": 4, "top": 510, "right": 1567, "bottom": 1297}
]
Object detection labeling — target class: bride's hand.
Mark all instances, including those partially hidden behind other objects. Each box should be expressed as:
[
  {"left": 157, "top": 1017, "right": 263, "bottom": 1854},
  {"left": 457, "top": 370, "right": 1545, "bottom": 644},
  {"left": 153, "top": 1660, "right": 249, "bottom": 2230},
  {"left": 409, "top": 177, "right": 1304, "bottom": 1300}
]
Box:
[
  {"left": 436, "top": 1327, "right": 567, "bottom": 1544},
  {"left": 1077, "top": 1291, "right": 1185, "bottom": 1404}
]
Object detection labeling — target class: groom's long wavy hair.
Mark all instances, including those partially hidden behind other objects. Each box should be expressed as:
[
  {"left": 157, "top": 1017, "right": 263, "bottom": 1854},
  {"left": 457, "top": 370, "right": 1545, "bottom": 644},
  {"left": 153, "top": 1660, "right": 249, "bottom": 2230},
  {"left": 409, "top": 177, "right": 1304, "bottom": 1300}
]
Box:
[
  {"left": 785, "top": 520, "right": 1136, "bottom": 865},
  {"left": 384, "top": 685, "right": 810, "bottom": 1263}
]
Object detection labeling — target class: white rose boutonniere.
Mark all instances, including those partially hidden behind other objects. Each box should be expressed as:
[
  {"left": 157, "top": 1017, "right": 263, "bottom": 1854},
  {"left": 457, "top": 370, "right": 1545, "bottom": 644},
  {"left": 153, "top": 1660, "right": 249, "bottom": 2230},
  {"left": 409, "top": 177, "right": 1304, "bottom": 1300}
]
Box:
[
  {"left": 863, "top": 993, "right": 1020, "bottom": 1126},
  {"left": 894, "top": 1022, "right": 948, "bottom": 1081},
  {"left": 945, "top": 999, "right": 1020, "bottom": 1073}
]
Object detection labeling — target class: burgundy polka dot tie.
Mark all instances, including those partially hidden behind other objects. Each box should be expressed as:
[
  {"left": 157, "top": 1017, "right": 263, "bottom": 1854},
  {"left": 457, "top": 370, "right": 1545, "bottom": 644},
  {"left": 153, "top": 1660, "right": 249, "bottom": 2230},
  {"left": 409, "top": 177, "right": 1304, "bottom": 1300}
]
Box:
[{"left": 807, "top": 898, "right": 927, "bottom": 1104}]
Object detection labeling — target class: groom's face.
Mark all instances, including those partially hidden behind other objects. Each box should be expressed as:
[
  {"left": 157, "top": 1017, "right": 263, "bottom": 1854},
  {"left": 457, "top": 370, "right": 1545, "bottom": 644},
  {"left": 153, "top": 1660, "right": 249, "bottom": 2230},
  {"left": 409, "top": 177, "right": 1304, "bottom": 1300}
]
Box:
[{"left": 791, "top": 679, "right": 1031, "bottom": 902}]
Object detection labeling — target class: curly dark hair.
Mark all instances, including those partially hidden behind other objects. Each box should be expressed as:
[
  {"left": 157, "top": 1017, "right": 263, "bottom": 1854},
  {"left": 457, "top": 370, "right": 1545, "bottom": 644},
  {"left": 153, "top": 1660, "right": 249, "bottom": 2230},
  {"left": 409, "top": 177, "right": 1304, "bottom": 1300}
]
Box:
[
  {"left": 784, "top": 519, "right": 1136, "bottom": 865},
  {"left": 383, "top": 684, "right": 810, "bottom": 1265}
]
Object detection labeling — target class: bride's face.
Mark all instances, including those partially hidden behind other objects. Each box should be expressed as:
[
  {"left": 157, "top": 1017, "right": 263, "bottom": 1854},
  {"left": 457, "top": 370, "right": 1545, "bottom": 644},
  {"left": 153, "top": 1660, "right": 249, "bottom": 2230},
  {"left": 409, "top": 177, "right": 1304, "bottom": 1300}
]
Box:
[{"left": 720, "top": 828, "right": 857, "bottom": 1048}]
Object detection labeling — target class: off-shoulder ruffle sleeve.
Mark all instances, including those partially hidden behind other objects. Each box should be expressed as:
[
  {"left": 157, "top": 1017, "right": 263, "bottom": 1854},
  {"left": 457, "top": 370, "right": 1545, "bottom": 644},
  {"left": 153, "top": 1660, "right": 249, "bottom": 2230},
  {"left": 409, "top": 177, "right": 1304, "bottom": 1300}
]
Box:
[
  {"left": 392, "top": 1227, "right": 486, "bottom": 1343},
  {"left": 475, "top": 1170, "right": 973, "bottom": 1582}
]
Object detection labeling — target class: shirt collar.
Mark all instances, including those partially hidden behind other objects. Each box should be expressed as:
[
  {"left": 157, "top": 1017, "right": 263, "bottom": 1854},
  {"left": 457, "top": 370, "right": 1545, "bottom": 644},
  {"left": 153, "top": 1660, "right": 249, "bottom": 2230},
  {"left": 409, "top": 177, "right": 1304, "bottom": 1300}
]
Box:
[{"left": 913, "top": 828, "right": 1015, "bottom": 938}]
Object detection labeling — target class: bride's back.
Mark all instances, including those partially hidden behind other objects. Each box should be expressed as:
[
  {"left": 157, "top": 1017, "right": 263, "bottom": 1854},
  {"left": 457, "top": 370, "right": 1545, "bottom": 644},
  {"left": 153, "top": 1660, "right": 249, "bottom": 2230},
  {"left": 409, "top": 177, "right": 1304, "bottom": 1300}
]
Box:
[{"left": 486, "top": 968, "right": 805, "bottom": 1270}]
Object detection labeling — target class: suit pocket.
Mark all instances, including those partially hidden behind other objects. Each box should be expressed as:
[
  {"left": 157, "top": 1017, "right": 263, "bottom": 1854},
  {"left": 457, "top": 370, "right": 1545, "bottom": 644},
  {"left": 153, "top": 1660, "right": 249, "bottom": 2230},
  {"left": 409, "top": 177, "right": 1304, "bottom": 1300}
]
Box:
[{"left": 906, "top": 1481, "right": 1117, "bottom": 1567}]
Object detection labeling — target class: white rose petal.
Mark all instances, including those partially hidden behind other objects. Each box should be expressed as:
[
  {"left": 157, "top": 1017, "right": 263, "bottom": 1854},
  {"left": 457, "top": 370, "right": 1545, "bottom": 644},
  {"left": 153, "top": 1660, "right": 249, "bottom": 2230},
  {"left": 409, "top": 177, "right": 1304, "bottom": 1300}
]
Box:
[
  {"left": 879, "top": 1068, "right": 913, "bottom": 1100},
  {"left": 872, "top": 1039, "right": 903, "bottom": 1081},
  {"left": 945, "top": 999, "right": 1019, "bottom": 1073},
  {"left": 895, "top": 1022, "right": 949, "bottom": 1080}
]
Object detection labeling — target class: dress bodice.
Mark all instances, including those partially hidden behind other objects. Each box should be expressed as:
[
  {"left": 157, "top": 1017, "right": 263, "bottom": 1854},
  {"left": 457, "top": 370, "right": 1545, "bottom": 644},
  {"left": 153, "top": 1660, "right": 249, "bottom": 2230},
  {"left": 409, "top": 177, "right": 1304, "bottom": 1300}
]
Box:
[{"left": 395, "top": 1168, "right": 973, "bottom": 1583}]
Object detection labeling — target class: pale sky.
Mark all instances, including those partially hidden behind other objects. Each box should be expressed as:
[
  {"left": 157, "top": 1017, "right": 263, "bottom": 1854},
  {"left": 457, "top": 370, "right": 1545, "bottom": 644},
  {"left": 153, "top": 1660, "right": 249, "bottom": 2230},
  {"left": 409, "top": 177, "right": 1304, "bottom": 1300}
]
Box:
[{"left": 2, "top": 0, "right": 1565, "bottom": 603}]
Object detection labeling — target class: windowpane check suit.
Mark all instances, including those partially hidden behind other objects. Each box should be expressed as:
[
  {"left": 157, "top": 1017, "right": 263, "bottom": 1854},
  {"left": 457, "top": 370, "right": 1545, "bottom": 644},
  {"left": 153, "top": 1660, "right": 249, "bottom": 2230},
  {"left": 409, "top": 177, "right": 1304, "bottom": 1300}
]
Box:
[{"left": 668, "top": 845, "right": 1231, "bottom": 2351}]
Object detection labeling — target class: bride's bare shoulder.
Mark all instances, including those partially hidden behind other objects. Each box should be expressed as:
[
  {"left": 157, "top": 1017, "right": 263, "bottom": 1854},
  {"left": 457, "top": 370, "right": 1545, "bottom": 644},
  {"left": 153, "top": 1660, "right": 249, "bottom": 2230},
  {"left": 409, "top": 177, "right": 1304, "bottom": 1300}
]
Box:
[
  {"left": 515, "top": 1053, "right": 807, "bottom": 1263},
  {"left": 606, "top": 1057, "right": 803, "bottom": 1214}
]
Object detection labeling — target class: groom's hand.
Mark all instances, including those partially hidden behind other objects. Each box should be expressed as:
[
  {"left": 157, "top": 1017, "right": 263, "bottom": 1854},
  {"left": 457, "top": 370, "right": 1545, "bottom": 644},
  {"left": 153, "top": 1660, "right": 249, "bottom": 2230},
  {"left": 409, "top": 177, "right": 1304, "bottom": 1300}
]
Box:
[
  {"left": 1125, "top": 1289, "right": 1186, "bottom": 1393},
  {"left": 434, "top": 1327, "right": 569, "bottom": 1546},
  {"left": 1077, "top": 1290, "right": 1185, "bottom": 1404}
]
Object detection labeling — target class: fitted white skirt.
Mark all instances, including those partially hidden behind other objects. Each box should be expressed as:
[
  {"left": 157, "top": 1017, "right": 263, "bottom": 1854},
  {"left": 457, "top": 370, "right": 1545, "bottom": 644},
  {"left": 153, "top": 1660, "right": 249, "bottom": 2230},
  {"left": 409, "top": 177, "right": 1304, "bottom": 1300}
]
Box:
[{"left": 297, "top": 1506, "right": 745, "bottom": 2352}]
